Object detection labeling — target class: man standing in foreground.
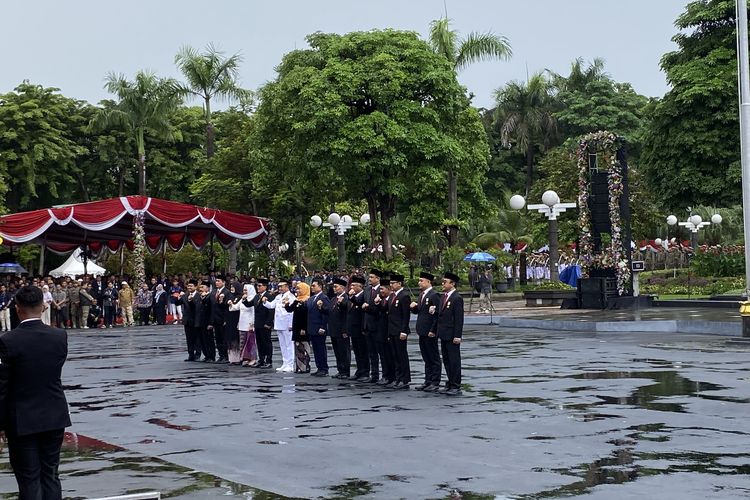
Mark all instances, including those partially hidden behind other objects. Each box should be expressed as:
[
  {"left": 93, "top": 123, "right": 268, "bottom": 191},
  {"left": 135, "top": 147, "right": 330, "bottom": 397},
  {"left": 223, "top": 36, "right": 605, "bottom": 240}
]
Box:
[
  {"left": 436, "top": 272, "right": 464, "bottom": 396},
  {"left": 410, "top": 272, "right": 441, "bottom": 392},
  {"left": 0, "top": 285, "right": 71, "bottom": 498}
]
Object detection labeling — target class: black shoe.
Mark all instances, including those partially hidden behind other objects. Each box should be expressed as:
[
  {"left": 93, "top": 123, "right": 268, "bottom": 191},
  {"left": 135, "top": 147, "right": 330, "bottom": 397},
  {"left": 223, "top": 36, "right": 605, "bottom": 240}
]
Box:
[
  {"left": 393, "top": 382, "right": 410, "bottom": 390},
  {"left": 312, "top": 371, "right": 326, "bottom": 377},
  {"left": 414, "top": 383, "right": 429, "bottom": 391},
  {"left": 367, "top": 377, "right": 379, "bottom": 383},
  {"left": 339, "top": 374, "right": 350, "bottom": 379},
  {"left": 217, "top": 357, "right": 228, "bottom": 363},
  {"left": 445, "top": 388, "right": 462, "bottom": 396},
  {"left": 203, "top": 358, "right": 215, "bottom": 363},
  {"left": 376, "top": 378, "right": 388, "bottom": 386},
  {"left": 357, "top": 376, "right": 371, "bottom": 383},
  {"left": 423, "top": 384, "right": 440, "bottom": 393},
  {"left": 438, "top": 386, "right": 450, "bottom": 393},
  {"left": 184, "top": 357, "right": 195, "bottom": 362},
  {"left": 349, "top": 375, "right": 360, "bottom": 381},
  {"left": 384, "top": 381, "right": 396, "bottom": 388}
]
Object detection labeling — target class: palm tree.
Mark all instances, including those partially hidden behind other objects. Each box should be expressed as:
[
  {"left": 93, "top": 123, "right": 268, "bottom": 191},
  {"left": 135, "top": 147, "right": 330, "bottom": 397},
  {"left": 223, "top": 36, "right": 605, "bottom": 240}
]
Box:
[
  {"left": 174, "top": 44, "right": 249, "bottom": 159},
  {"left": 428, "top": 17, "right": 512, "bottom": 246},
  {"left": 550, "top": 57, "right": 609, "bottom": 93},
  {"left": 472, "top": 208, "right": 533, "bottom": 281},
  {"left": 90, "top": 71, "right": 181, "bottom": 196},
  {"left": 494, "top": 72, "right": 557, "bottom": 197}
]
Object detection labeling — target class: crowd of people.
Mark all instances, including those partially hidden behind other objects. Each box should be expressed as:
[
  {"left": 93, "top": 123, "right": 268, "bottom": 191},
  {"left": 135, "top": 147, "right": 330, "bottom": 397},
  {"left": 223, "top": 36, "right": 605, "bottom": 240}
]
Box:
[{"left": 0, "top": 268, "right": 466, "bottom": 394}]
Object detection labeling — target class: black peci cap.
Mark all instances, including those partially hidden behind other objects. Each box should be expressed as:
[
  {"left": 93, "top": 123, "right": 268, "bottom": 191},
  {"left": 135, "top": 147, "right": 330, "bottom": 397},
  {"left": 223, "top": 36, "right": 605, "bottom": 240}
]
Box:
[
  {"left": 351, "top": 275, "right": 366, "bottom": 285},
  {"left": 390, "top": 273, "right": 405, "bottom": 284},
  {"left": 444, "top": 272, "right": 460, "bottom": 284},
  {"left": 419, "top": 271, "right": 435, "bottom": 281},
  {"left": 332, "top": 277, "right": 348, "bottom": 286}
]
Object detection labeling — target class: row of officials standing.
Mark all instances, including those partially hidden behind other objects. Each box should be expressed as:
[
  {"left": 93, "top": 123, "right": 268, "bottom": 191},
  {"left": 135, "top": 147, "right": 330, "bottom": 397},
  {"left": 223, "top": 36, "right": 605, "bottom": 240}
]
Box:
[{"left": 180, "top": 268, "right": 465, "bottom": 396}]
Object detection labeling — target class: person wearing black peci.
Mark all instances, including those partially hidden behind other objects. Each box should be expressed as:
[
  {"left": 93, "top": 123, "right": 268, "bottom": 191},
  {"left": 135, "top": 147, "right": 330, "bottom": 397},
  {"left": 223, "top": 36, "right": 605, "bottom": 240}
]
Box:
[
  {"left": 178, "top": 279, "right": 200, "bottom": 361},
  {"left": 363, "top": 277, "right": 394, "bottom": 385},
  {"left": 208, "top": 275, "right": 231, "bottom": 363},
  {"left": 410, "top": 272, "right": 441, "bottom": 392},
  {"left": 387, "top": 274, "right": 412, "bottom": 389},
  {"left": 361, "top": 269, "right": 383, "bottom": 383},
  {"left": 249, "top": 278, "right": 274, "bottom": 369},
  {"left": 0, "top": 285, "right": 71, "bottom": 498},
  {"left": 437, "top": 272, "right": 464, "bottom": 396},
  {"left": 307, "top": 278, "right": 331, "bottom": 376},
  {"left": 346, "top": 275, "right": 369, "bottom": 381},
  {"left": 328, "top": 277, "right": 350, "bottom": 379}
]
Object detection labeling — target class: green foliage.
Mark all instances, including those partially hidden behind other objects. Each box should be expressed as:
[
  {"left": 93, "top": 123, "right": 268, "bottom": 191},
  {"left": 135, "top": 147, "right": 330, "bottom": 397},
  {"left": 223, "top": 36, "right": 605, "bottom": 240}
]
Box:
[
  {"left": 641, "top": 271, "right": 744, "bottom": 296},
  {"left": 691, "top": 245, "right": 746, "bottom": 277},
  {"left": 528, "top": 281, "right": 574, "bottom": 291},
  {"left": 0, "top": 82, "right": 88, "bottom": 211},
  {"left": 251, "top": 29, "right": 489, "bottom": 260},
  {"left": 641, "top": 0, "right": 741, "bottom": 209},
  {"left": 428, "top": 18, "right": 512, "bottom": 72},
  {"left": 440, "top": 245, "right": 467, "bottom": 273}
]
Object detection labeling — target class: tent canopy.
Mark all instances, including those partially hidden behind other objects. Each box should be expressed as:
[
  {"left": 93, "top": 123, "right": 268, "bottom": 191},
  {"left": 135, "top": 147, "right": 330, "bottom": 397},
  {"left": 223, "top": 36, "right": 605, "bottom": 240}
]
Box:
[
  {"left": 0, "top": 196, "right": 269, "bottom": 255},
  {"left": 49, "top": 249, "right": 106, "bottom": 278}
]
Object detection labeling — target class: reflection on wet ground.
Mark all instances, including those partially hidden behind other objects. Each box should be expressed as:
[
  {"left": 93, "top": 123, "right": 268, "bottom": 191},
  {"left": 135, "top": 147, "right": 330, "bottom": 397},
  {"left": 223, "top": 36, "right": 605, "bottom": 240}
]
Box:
[{"left": 0, "top": 327, "right": 748, "bottom": 498}]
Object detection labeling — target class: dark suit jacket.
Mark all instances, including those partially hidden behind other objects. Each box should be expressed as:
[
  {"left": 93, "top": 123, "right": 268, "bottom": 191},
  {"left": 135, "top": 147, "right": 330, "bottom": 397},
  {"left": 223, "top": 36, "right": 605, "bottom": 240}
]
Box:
[
  {"left": 328, "top": 293, "right": 349, "bottom": 338},
  {"left": 178, "top": 292, "right": 195, "bottom": 327},
  {"left": 209, "top": 286, "right": 231, "bottom": 325},
  {"left": 0, "top": 319, "right": 71, "bottom": 436},
  {"left": 251, "top": 291, "right": 275, "bottom": 330},
  {"left": 410, "top": 288, "right": 440, "bottom": 336},
  {"left": 284, "top": 300, "right": 308, "bottom": 341},
  {"left": 306, "top": 292, "right": 331, "bottom": 336},
  {"left": 387, "top": 288, "right": 411, "bottom": 337},
  {"left": 362, "top": 285, "right": 381, "bottom": 333},
  {"left": 346, "top": 292, "right": 365, "bottom": 336},
  {"left": 436, "top": 291, "right": 464, "bottom": 341}
]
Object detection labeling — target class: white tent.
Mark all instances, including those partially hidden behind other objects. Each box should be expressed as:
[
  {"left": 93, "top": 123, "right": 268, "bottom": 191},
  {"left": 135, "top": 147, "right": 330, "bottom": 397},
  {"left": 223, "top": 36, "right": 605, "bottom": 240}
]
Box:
[{"left": 49, "top": 249, "right": 106, "bottom": 278}]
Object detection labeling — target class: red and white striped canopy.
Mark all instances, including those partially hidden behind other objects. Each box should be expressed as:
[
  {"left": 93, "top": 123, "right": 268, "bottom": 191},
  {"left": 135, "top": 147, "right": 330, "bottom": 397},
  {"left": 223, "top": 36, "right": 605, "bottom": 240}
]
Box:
[{"left": 0, "top": 196, "right": 269, "bottom": 254}]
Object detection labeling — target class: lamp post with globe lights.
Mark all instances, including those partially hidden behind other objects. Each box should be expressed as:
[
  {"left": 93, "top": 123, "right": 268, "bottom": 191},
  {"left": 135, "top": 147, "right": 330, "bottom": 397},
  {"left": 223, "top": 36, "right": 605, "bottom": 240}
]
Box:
[
  {"left": 310, "top": 212, "right": 370, "bottom": 271},
  {"left": 666, "top": 213, "right": 722, "bottom": 250},
  {"left": 510, "top": 191, "right": 576, "bottom": 281}
]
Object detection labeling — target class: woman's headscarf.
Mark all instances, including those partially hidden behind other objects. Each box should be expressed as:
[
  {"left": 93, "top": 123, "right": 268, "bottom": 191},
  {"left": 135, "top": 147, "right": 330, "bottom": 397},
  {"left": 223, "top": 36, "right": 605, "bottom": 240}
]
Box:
[{"left": 296, "top": 282, "right": 310, "bottom": 302}]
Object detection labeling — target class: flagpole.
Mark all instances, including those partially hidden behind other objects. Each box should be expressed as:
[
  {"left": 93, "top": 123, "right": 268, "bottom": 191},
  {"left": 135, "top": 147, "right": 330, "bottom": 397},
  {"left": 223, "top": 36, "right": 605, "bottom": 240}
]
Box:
[{"left": 736, "top": 0, "right": 750, "bottom": 297}]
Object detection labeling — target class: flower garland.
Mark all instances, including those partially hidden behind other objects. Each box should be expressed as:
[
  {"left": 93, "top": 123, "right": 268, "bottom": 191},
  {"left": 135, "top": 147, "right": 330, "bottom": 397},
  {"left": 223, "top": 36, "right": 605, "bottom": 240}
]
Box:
[
  {"left": 132, "top": 212, "right": 146, "bottom": 289},
  {"left": 577, "top": 131, "right": 631, "bottom": 295}
]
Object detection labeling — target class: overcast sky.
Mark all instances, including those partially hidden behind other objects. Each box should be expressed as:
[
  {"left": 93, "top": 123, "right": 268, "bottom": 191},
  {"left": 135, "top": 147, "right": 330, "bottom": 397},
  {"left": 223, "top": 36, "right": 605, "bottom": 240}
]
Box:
[{"left": 1, "top": 1, "right": 687, "bottom": 109}]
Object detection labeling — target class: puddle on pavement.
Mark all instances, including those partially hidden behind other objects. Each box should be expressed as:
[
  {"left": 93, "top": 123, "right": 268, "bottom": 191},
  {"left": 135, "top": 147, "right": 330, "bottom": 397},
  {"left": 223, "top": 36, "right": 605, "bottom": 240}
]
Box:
[
  {"left": 146, "top": 418, "right": 192, "bottom": 431},
  {"left": 327, "top": 478, "right": 381, "bottom": 498},
  {"left": 0, "top": 432, "right": 298, "bottom": 499}
]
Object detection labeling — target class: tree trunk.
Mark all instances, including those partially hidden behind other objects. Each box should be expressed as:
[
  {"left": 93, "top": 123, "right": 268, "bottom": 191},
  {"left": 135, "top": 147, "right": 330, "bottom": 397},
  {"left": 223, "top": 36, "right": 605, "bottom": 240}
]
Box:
[
  {"left": 366, "top": 195, "right": 378, "bottom": 249},
  {"left": 228, "top": 240, "right": 238, "bottom": 275},
  {"left": 76, "top": 173, "right": 90, "bottom": 202},
  {"left": 448, "top": 169, "right": 458, "bottom": 246},
  {"left": 118, "top": 164, "right": 125, "bottom": 197},
  {"left": 525, "top": 145, "right": 534, "bottom": 197},
  {"left": 379, "top": 195, "right": 396, "bottom": 261},
  {"left": 205, "top": 97, "right": 215, "bottom": 159},
  {"left": 138, "top": 153, "right": 146, "bottom": 196}
]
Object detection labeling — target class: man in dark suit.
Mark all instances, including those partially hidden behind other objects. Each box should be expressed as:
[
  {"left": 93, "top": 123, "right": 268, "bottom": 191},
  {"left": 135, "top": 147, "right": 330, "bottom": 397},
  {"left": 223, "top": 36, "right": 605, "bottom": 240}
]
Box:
[
  {"left": 208, "top": 275, "right": 231, "bottom": 363},
  {"left": 306, "top": 278, "right": 331, "bottom": 376},
  {"left": 387, "top": 274, "right": 412, "bottom": 390},
  {"left": 178, "top": 279, "right": 200, "bottom": 361},
  {"left": 363, "top": 278, "right": 394, "bottom": 385},
  {"left": 328, "top": 277, "right": 350, "bottom": 379},
  {"left": 410, "top": 272, "right": 441, "bottom": 392},
  {"left": 250, "top": 278, "right": 274, "bottom": 369},
  {"left": 346, "top": 275, "right": 368, "bottom": 381},
  {"left": 0, "top": 285, "right": 71, "bottom": 498},
  {"left": 361, "top": 269, "right": 382, "bottom": 383},
  {"left": 436, "top": 272, "right": 464, "bottom": 396},
  {"left": 197, "top": 281, "right": 213, "bottom": 362}
]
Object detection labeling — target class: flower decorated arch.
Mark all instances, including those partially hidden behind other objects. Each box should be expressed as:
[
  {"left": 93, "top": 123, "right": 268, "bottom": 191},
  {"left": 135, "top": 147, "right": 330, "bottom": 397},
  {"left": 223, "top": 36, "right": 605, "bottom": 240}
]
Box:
[{"left": 577, "top": 131, "right": 631, "bottom": 295}]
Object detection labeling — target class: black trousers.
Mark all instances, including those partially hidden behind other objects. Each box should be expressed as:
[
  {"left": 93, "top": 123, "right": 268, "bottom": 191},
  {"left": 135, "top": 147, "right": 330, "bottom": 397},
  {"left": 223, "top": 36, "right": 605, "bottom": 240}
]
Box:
[
  {"left": 419, "top": 335, "right": 442, "bottom": 385},
  {"left": 202, "top": 326, "right": 216, "bottom": 360},
  {"left": 330, "top": 336, "right": 351, "bottom": 376},
  {"left": 138, "top": 307, "right": 150, "bottom": 326},
  {"left": 310, "top": 334, "right": 328, "bottom": 373},
  {"left": 7, "top": 428, "right": 64, "bottom": 500},
  {"left": 213, "top": 322, "right": 227, "bottom": 359},
  {"left": 350, "top": 332, "right": 369, "bottom": 377},
  {"left": 390, "top": 335, "right": 411, "bottom": 384},
  {"left": 365, "top": 330, "right": 380, "bottom": 379},
  {"left": 441, "top": 339, "right": 462, "bottom": 389},
  {"left": 256, "top": 326, "right": 273, "bottom": 365},
  {"left": 184, "top": 324, "right": 200, "bottom": 359},
  {"left": 377, "top": 338, "right": 395, "bottom": 382}
]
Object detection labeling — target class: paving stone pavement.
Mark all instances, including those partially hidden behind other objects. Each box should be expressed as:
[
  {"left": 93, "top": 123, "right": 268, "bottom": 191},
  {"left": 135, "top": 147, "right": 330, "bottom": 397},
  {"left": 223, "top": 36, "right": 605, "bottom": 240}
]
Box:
[{"left": 0, "top": 325, "right": 748, "bottom": 499}]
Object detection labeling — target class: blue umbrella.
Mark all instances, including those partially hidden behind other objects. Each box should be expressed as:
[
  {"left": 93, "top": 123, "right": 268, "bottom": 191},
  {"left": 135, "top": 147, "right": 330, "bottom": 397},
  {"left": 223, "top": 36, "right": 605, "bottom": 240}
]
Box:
[
  {"left": 463, "top": 252, "right": 496, "bottom": 262},
  {"left": 0, "top": 262, "right": 28, "bottom": 274}
]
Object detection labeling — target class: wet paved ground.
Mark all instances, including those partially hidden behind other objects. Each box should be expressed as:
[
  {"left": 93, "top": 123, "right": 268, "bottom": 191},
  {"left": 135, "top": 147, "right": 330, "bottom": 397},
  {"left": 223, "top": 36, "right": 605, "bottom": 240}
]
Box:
[{"left": 0, "top": 325, "right": 749, "bottom": 498}]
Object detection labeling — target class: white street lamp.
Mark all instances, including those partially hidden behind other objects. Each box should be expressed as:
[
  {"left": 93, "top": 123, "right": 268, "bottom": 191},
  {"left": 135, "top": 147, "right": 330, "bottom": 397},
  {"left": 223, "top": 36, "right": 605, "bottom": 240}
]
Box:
[
  {"left": 279, "top": 243, "right": 289, "bottom": 253},
  {"left": 310, "top": 212, "right": 370, "bottom": 271},
  {"left": 509, "top": 194, "right": 526, "bottom": 211},
  {"left": 711, "top": 213, "right": 723, "bottom": 225}
]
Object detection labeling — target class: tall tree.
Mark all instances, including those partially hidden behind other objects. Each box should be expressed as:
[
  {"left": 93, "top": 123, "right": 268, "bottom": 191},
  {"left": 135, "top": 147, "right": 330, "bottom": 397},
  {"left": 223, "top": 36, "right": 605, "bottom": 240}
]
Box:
[
  {"left": 0, "top": 82, "right": 87, "bottom": 212},
  {"left": 428, "top": 17, "right": 512, "bottom": 245},
  {"left": 494, "top": 72, "right": 557, "bottom": 197},
  {"left": 642, "top": 0, "right": 742, "bottom": 209},
  {"left": 174, "top": 44, "right": 249, "bottom": 159},
  {"left": 89, "top": 71, "right": 181, "bottom": 196},
  {"left": 251, "top": 30, "right": 489, "bottom": 260}
]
